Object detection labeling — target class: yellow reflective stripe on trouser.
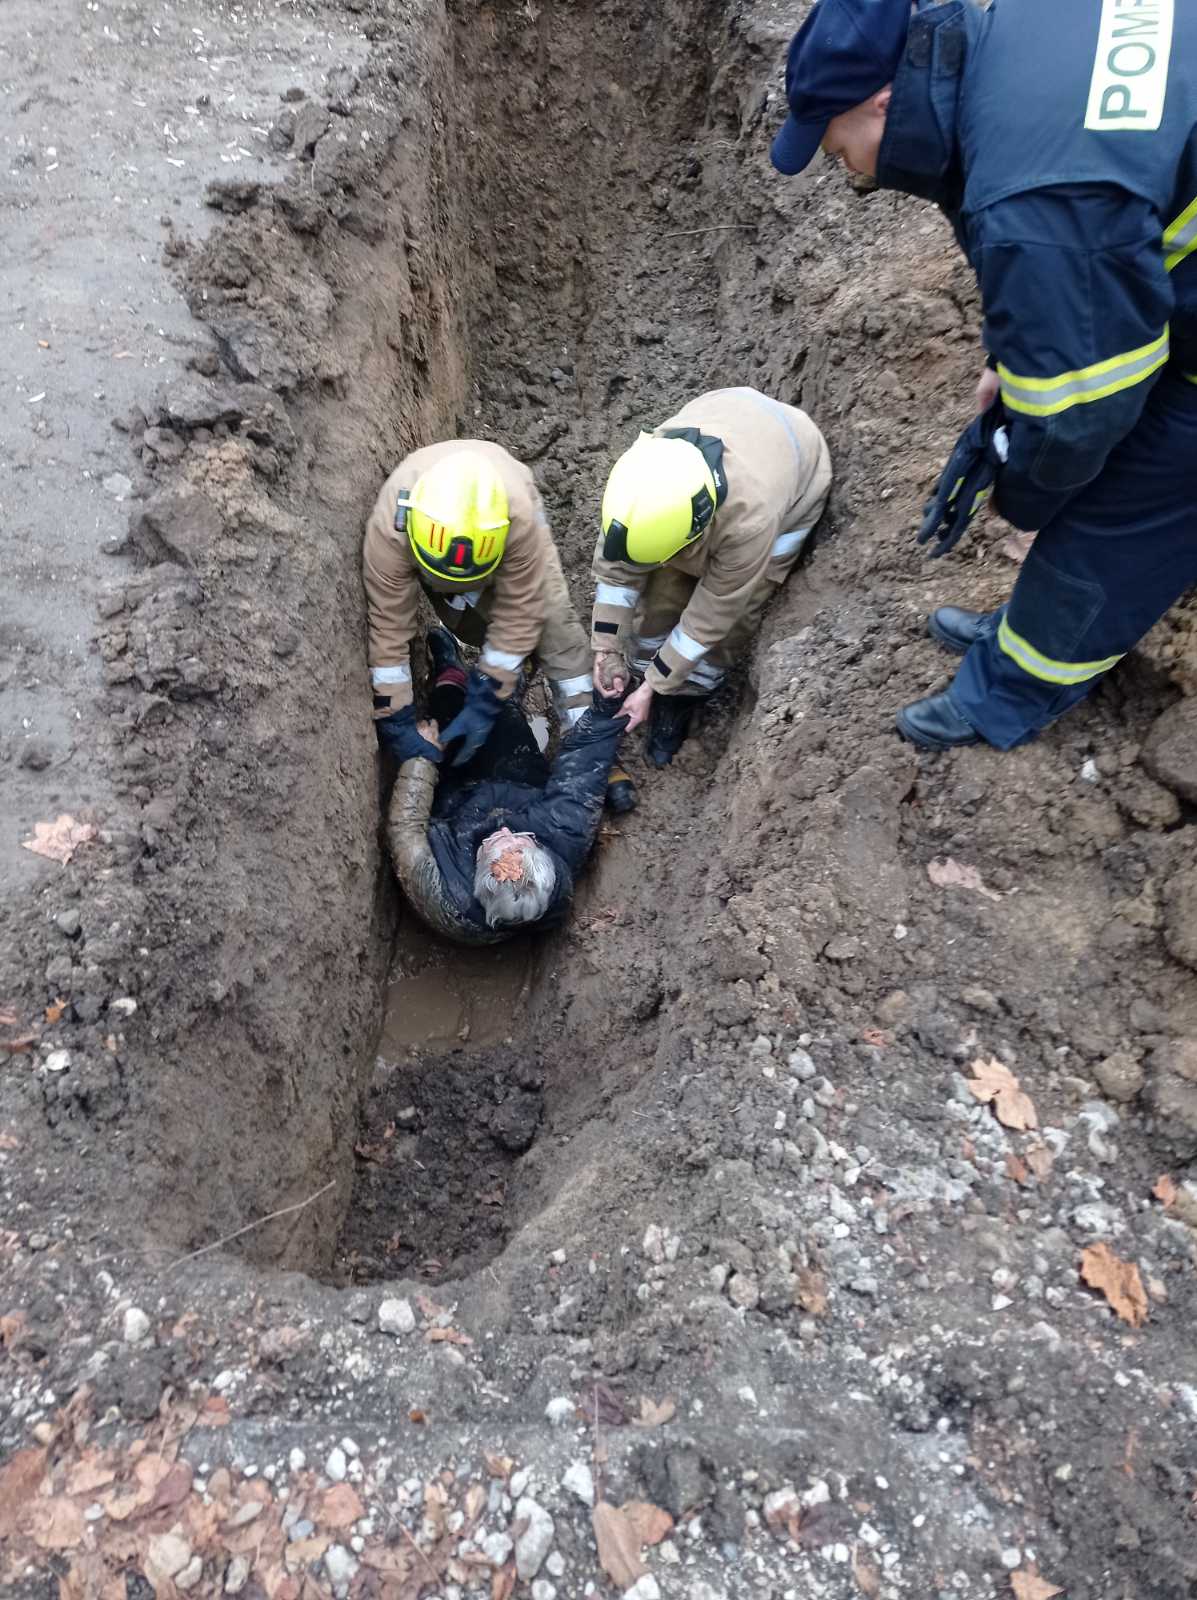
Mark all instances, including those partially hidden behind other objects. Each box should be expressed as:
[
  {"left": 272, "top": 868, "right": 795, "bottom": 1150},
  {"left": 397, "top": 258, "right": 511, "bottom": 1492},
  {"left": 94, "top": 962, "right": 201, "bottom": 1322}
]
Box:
[
  {"left": 1165, "top": 195, "right": 1197, "bottom": 272},
  {"left": 998, "top": 330, "right": 1170, "bottom": 418},
  {"left": 997, "top": 617, "right": 1123, "bottom": 686}
]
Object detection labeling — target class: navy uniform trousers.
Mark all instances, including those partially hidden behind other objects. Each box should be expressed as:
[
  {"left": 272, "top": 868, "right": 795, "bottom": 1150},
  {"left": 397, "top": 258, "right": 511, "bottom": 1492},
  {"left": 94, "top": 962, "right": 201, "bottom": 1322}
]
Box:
[{"left": 948, "top": 373, "right": 1197, "bottom": 749}]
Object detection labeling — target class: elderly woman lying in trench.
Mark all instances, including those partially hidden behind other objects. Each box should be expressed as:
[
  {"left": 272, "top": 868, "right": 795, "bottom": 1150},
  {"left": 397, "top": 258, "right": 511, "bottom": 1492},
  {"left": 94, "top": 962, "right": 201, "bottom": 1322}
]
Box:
[{"left": 385, "top": 629, "right": 629, "bottom": 942}]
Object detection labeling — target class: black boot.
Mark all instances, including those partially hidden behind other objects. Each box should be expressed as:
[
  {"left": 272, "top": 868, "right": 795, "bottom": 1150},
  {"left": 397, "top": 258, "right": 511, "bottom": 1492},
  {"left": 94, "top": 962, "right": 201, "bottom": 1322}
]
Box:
[
  {"left": 605, "top": 763, "right": 638, "bottom": 814},
  {"left": 426, "top": 626, "right": 463, "bottom": 675},
  {"left": 645, "top": 692, "right": 708, "bottom": 767},
  {"left": 896, "top": 691, "right": 982, "bottom": 750},
  {"left": 928, "top": 607, "right": 986, "bottom": 655}
]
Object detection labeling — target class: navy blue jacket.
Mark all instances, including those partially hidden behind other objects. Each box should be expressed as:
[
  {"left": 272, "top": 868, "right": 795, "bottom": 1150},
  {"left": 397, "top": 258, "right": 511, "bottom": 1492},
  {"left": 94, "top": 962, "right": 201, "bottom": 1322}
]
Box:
[
  {"left": 387, "top": 706, "right": 624, "bottom": 944},
  {"left": 878, "top": 0, "right": 1197, "bottom": 530}
]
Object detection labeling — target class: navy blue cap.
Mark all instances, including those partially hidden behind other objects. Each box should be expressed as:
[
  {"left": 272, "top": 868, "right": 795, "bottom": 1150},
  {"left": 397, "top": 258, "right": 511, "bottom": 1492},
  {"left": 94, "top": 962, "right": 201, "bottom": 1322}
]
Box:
[{"left": 771, "top": 0, "right": 912, "bottom": 175}]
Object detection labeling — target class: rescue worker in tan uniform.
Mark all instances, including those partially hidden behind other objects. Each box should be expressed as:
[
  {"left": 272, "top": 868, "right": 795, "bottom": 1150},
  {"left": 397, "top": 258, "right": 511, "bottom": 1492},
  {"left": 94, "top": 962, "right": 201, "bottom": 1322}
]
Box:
[
  {"left": 363, "top": 442, "right": 593, "bottom": 767},
  {"left": 590, "top": 387, "right": 832, "bottom": 768}
]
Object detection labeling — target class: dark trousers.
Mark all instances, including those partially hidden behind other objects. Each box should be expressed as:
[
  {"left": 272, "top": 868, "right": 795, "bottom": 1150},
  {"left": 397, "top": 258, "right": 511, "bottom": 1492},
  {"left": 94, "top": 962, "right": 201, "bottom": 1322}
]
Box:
[
  {"left": 428, "top": 677, "right": 549, "bottom": 801},
  {"left": 949, "top": 373, "right": 1197, "bottom": 747}
]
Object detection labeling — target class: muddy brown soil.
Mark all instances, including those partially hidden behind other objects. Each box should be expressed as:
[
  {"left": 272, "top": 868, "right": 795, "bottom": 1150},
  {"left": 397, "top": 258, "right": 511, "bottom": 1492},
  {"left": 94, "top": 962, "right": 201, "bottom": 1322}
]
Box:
[{"left": 3, "top": 1, "right": 1197, "bottom": 1597}]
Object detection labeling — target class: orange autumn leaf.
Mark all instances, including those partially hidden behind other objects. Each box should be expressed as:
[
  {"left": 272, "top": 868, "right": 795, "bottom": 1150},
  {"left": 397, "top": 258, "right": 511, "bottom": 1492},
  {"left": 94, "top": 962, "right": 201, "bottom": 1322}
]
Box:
[
  {"left": 1010, "top": 1565, "right": 1063, "bottom": 1600},
  {"left": 22, "top": 814, "right": 97, "bottom": 865},
  {"left": 319, "top": 1484, "right": 364, "bottom": 1528},
  {"left": 1153, "top": 1174, "right": 1178, "bottom": 1208},
  {"left": 1005, "top": 1153, "right": 1030, "bottom": 1186},
  {"left": 619, "top": 1501, "right": 673, "bottom": 1547},
  {"left": 968, "top": 1057, "right": 1038, "bottom": 1131},
  {"left": 1025, "top": 1142, "right": 1054, "bottom": 1181},
  {"left": 797, "top": 1267, "right": 828, "bottom": 1317},
  {"left": 45, "top": 998, "right": 67, "bottom": 1024},
  {"left": 1080, "top": 1242, "right": 1148, "bottom": 1328},
  {"left": 592, "top": 1500, "right": 647, "bottom": 1588},
  {"left": 426, "top": 1326, "right": 473, "bottom": 1346}
]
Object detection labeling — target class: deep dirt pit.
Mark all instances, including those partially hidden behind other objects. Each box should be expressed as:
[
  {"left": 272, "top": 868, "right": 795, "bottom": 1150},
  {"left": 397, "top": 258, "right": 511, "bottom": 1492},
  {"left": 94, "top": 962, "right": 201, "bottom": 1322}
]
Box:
[{"left": 4, "top": 0, "right": 1197, "bottom": 1595}]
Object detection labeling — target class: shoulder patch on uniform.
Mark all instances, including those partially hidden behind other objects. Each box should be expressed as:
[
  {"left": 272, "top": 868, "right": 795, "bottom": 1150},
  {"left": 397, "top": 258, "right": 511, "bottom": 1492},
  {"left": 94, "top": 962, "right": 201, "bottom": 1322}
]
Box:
[{"left": 1085, "top": 0, "right": 1174, "bottom": 133}]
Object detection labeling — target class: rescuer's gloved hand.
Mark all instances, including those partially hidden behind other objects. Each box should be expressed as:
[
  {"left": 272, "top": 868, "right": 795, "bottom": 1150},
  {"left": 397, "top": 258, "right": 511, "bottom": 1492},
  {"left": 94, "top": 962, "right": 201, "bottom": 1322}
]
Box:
[
  {"left": 917, "top": 400, "right": 1010, "bottom": 559},
  {"left": 376, "top": 705, "right": 443, "bottom": 765},
  {"left": 439, "top": 668, "right": 503, "bottom": 767}
]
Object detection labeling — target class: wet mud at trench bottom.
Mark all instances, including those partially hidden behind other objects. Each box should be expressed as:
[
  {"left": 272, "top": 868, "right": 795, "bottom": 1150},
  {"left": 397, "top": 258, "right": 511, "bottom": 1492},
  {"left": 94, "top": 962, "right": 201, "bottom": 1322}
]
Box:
[{"left": 335, "top": 918, "right": 548, "bottom": 1285}]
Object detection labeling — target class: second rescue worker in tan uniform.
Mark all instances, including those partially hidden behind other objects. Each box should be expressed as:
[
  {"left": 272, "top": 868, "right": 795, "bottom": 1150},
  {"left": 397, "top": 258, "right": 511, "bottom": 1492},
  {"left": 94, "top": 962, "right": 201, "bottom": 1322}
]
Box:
[
  {"left": 363, "top": 441, "right": 594, "bottom": 767},
  {"left": 591, "top": 387, "right": 832, "bottom": 767}
]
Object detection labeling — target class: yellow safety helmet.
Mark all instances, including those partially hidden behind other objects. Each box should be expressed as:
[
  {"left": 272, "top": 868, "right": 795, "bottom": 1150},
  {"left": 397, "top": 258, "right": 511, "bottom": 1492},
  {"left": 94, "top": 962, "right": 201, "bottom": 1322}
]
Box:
[
  {"left": 600, "top": 433, "right": 719, "bottom": 567},
  {"left": 396, "top": 451, "right": 510, "bottom": 584}
]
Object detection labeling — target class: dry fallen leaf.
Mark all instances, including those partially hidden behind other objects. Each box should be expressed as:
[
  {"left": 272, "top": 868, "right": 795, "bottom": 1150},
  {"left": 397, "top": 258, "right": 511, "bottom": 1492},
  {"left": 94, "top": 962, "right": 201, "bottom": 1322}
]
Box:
[
  {"left": 45, "top": 998, "right": 67, "bottom": 1025},
  {"left": 1025, "top": 1142, "right": 1054, "bottom": 1181},
  {"left": 999, "top": 530, "right": 1037, "bottom": 566},
  {"left": 1081, "top": 1242, "right": 1148, "bottom": 1328},
  {"left": 853, "top": 1543, "right": 882, "bottom": 1598},
  {"left": 797, "top": 1267, "right": 829, "bottom": 1317},
  {"left": 320, "top": 1484, "right": 364, "bottom": 1528},
  {"left": 426, "top": 1326, "right": 473, "bottom": 1346},
  {"left": 26, "top": 1495, "right": 86, "bottom": 1550},
  {"left": 1, "top": 1310, "right": 29, "bottom": 1350},
  {"left": 968, "top": 1057, "right": 1038, "bottom": 1131},
  {"left": 1010, "top": 1565, "right": 1063, "bottom": 1600},
  {"left": 1153, "top": 1174, "right": 1178, "bottom": 1208},
  {"left": 1005, "top": 1152, "right": 1030, "bottom": 1186},
  {"left": 1, "top": 1034, "right": 37, "bottom": 1054},
  {"left": 491, "top": 1564, "right": 516, "bottom": 1600},
  {"left": 65, "top": 1451, "right": 117, "bottom": 1497},
  {"left": 633, "top": 1395, "right": 676, "bottom": 1429},
  {"left": 0, "top": 1446, "right": 48, "bottom": 1538},
  {"left": 927, "top": 856, "right": 1002, "bottom": 900},
  {"left": 22, "top": 814, "right": 98, "bottom": 865},
  {"left": 619, "top": 1500, "right": 673, "bottom": 1547},
  {"left": 484, "top": 1452, "right": 514, "bottom": 1480},
  {"left": 0, "top": 1132, "right": 19, "bottom": 1150},
  {"left": 593, "top": 1500, "right": 647, "bottom": 1588},
  {"left": 285, "top": 1534, "right": 332, "bottom": 1566},
  {"left": 859, "top": 1027, "right": 890, "bottom": 1048},
  {"left": 198, "top": 1394, "right": 230, "bottom": 1427},
  {"left": 360, "top": 1545, "right": 412, "bottom": 1581},
  {"left": 465, "top": 1482, "right": 487, "bottom": 1522},
  {"left": 150, "top": 1461, "right": 193, "bottom": 1512},
  {"left": 415, "top": 1293, "right": 449, "bottom": 1321},
  {"left": 0, "top": 1007, "right": 17, "bottom": 1027},
  {"left": 577, "top": 1382, "right": 628, "bottom": 1427}
]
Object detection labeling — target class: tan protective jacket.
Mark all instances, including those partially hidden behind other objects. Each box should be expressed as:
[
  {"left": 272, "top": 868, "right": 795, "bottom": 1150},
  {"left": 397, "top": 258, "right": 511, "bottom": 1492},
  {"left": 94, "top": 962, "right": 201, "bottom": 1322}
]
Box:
[
  {"left": 363, "top": 440, "right": 553, "bottom": 713},
  {"left": 590, "top": 388, "right": 832, "bottom": 694}
]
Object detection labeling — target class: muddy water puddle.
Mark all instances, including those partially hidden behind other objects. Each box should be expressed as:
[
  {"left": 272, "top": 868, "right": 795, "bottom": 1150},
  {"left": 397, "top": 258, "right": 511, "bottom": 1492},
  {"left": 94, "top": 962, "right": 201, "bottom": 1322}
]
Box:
[{"left": 379, "top": 919, "right": 538, "bottom": 1056}]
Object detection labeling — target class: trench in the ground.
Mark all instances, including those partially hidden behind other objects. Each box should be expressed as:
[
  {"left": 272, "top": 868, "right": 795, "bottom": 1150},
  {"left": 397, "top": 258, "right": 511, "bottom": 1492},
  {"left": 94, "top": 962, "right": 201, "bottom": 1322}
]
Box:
[{"left": 329, "top": 0, "right": 769, "bottom": 1285}]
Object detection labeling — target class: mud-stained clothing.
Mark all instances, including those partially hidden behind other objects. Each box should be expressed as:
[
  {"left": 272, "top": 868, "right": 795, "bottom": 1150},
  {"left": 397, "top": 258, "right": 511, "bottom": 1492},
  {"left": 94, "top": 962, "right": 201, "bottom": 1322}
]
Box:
[
  {"left": 387, "top": 699, "right": 624, "bottom": 945},
  {"left": 363, "top": 440, "right": 592, "bottom": 721},
  {"left": 590, "top": 389, "right": 832, "bottom": 696}
]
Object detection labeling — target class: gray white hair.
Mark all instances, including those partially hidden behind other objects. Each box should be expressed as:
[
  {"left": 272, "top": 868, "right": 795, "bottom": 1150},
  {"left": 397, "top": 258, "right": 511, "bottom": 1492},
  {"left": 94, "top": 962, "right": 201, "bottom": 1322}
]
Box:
[{"left": 474, "top": 837, "right": 557, "bottom": 928}]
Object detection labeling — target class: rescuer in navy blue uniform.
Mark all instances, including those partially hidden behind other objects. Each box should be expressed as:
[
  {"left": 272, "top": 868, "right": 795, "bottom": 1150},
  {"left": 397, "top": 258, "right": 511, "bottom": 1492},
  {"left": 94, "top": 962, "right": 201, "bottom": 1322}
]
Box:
[{"left": 771, "top": 0, "right": 1197, "bottom": 750}]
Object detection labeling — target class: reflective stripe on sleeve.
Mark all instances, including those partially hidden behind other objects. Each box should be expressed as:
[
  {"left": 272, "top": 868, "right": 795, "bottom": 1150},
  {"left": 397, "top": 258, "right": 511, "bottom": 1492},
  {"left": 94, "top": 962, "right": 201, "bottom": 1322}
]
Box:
[
  {"left": 595, "top": 581, "right": 640, "bottom": 608},
  {"left": 1165, "top": 195, "right": 1197, "bottom": 273},
  {"left": 686, "top": 660, "right": 725, "bottom": 691},
  {"left": 997, "top": 329, "right": 1169, "bottom": 418},
  {"left": 553, "top": 674, "right": 593, "bottom": 697},
  {"left": 481, "top": 645, "right": 525, "bottom": 673},
  {"left": 371, "top": 664, "right": 411, "bottom": 685},
  {"left": 771, "top": 526, "right": 812, "bottom": 561},
  {"left": 997, "top": 617, "right": 1123, "bottom": 685},
  {"left": 563, "top": 705, "right": 587, "bottom": 726},
  {"left": 666, "top": 625, "right": 706, "bottom": 663}
]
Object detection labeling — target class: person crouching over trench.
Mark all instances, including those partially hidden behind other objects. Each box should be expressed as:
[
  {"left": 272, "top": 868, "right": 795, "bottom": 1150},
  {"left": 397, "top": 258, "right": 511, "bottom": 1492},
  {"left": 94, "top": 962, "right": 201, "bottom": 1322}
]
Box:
[{"left": 385, "top": 629, "right": 629, "bottom": 942}]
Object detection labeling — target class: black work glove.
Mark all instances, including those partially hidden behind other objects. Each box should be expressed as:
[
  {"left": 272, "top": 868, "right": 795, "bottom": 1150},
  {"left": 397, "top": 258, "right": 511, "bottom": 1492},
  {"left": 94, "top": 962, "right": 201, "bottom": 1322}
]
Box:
[
  {"left": 917, "top": 400, "right": 1010, "bottom": 559},
  {"left": 376, "top": 705, "right": 442, "bottom": 765},
  {"left": 439, "top": 668, "right": 502, "bottom": 767}
]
